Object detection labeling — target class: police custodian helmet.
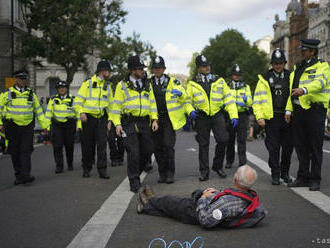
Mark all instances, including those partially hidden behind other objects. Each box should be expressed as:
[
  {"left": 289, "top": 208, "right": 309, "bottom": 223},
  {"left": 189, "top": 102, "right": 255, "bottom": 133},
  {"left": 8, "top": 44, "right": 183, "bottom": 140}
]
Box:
[
  {"left": 128, "top": 55, "right": 146, "bottom": 70},
  {"left": 271, "top": 49, "right": 287, "bottom": 64},
  {"left": 195, "top": 54, "right": 210, "bottom": 67},
  {"left": 231, "top": 64, "right": 242, "bottom": 76},
  {"left": 151, "top": 56, "right": 166, "bottom": 69},
  {"left": 55, "top": 80, "right": 69, "bottom": 89}
]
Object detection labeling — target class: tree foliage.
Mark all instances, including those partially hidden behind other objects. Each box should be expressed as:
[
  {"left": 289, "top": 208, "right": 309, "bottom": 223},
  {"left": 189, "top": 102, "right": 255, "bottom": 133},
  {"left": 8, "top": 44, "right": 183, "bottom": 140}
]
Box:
[
  {"left": 102, "top": 32, "right": 156, "bottom": 84},
  {"left": 18, "top": 0, "right": 127, "bottom": 83},
  {"left": 189, "top": 29, "right": 269, "bottom": 92}
]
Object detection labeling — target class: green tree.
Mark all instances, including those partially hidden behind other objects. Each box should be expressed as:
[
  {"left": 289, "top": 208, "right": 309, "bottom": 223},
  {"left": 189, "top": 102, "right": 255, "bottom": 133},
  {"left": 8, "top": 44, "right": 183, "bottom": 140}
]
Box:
[
  {"left": 103, "top": 32, "right": 156, "bottom": 84},
  {"left": 18, "top": 0, "right": 127, "bottom": 83},
  {"left": 189, "top": 29, "right": 268, "bottom": 92},
  {"left": 186, "top": 52, "right": 198, "bottom": 81}
]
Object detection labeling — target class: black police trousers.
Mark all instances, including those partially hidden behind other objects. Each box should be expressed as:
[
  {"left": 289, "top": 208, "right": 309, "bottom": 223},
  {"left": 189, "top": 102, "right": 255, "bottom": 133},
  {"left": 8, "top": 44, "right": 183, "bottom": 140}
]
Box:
[
  {"left": 107, "top": 123, "right": 124, "bottom": 163},
  {"left": 195, "top": 112, "right": 229, "bottom": 177},
  {"left": 152, "top": 115, "right": 176, "bottom": 179},
  {"left": 81, "top": 114, "right": 108, "bottom": 174},
  {"left": 264, "top": 113, "right": 293, "bottom": 178},
  {"left": 5, "top": 121, "right": 34, "bottom": 180},
  {"left": 292, "top": 105, "right": 327, "bottom": 183},
  {"left": 225, "top": 112, "right": 248, "bottom": 166},
  {"left": 142, "top": 195, "right": 199, "bottom": 225},
  {"left": 51, "top": 120, "right": 76, "bottom": 170},
  {"left": 122, "top": 118, "right": 153, "bottom": 189}
]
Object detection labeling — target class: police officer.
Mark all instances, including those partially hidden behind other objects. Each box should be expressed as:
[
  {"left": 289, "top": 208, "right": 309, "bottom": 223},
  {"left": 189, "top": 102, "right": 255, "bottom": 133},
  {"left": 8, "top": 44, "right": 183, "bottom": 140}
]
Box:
[
  {"left": 74, "top": 60, "right": 112, "bottom": 179},
  {"left": 0, "top": 91, "right": 8, "bottom": 154},
  {"left": 0, "top": 70, "right": 48, "bottom": 185},
  {"left": 185, "top": 55, "right": 238, "bottom": 181},
  {"left": 224, "top": 64, "right": 252, "bottom": 168},
  {"left": 45, "top": 81, "right": 77, "bottom": 173},
  {"left": 110, "top": 55, "right": 158, "bottom": 192},
  {"left": 150, "top": 56, "right": 187, "bottom": 184},
  {"left": 253, "top": 49, "right": 293, "bottom": 185},
  {"left": 286, "top": 39, "right": 330, "bottom": 191}
]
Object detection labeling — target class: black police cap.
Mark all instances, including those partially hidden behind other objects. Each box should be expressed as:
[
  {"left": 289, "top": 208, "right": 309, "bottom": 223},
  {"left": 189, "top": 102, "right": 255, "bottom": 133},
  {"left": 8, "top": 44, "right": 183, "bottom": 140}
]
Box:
[
  {"left": 195, "top": 54, "right": 210, "bottom": 67},
  {"left": 128, "top": 55, "right": 146, "bottom": 70},
  {"left": 96, "top": 60, "right": 111, "bottom": 73},
  {"left": 231, "top": 64, "right": 242, "bottom": 75},
  {"left": 55, "top": 80, "right": 69, "bottom": 89},
  {"left": 13, "top": 69, "right": 29, "bottom": 79},
  {"left": 271, "top": 48, "right": 287, "bottom": 63},
  {"left": 152, "top": 56, "right": 166, "bottom": 68},
  {"left": 299, "top": 39, "right": 321, "bottom": 50}
]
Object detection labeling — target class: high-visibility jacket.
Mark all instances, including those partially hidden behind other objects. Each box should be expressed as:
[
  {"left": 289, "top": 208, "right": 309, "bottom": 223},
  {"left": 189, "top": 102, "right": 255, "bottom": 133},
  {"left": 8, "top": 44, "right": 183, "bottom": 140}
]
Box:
[
  {"left": 45, "top": 94, "right": 79, "bottom": 127},
  {"left": 253, "top": 74, "right": 277, "bottom": 120},
  {"left": 0, "top": 86, "right": 47, "bottom": 128},
  {"left": 185, "top": 76, "right": 238, "bottom": 119},
  {"left": 73, "top": 74, "right": 113, "bottom": 120},
  {"left": 110, "top": 77, "right": 158, "bottom": 126},
  {"left": 286, "top": 59, "right": 330, "bottom": 111},
  {"left": 151, "top": 75, "right": 187, "bottom": 130},
  {"left": 228, "top": 83, "right": 252, "bottom": 113}
]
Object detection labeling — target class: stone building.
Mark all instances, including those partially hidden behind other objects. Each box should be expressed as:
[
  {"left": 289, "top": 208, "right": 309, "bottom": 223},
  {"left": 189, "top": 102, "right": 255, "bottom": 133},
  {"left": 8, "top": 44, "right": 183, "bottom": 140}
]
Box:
[
  {"left": 0, "top": 0, "right": 98, "bottom": 96},
  {"left": 308, "top": 0, "right": 330, "bottom": 62}
]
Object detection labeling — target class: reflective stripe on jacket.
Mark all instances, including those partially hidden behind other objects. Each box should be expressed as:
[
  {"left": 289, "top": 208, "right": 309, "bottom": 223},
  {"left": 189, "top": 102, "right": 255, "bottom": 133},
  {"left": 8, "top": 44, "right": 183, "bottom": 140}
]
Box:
[{"left": 185, "top": 77, "right": 238, "bottom": 119}]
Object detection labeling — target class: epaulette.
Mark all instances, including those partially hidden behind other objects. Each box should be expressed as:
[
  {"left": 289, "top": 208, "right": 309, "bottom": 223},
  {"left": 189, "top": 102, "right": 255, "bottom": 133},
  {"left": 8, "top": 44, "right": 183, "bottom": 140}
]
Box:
[{"left": 174, "top": 79, "right": 181, "bottom": 85}]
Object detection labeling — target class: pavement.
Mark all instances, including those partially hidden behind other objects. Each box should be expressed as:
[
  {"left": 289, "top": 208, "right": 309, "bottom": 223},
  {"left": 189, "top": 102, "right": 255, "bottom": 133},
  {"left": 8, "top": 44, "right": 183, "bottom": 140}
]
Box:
[{"left": 0, "top": 131, "right": 330, "bottom": 248}]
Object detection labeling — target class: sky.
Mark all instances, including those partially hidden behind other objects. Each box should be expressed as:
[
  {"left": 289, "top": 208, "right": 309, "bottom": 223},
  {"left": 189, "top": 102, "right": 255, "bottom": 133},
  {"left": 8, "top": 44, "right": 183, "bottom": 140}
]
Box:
[{"left": 120, "top": 0, "right": 291, "bottom": 75}]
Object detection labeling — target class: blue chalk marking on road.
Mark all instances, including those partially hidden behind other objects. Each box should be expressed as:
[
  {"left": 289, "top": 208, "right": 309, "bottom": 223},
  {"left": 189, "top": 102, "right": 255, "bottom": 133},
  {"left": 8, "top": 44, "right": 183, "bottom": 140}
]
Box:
[{"left": 148, "top": 236, "right": 205, "bottom": 248}]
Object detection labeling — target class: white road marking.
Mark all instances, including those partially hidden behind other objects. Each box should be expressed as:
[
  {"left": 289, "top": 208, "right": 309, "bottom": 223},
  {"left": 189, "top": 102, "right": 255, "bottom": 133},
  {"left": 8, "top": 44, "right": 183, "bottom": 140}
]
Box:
[
  {"left": 67, "top": 155, "right": 155, "bottom": 248},
  {"left": 323, "top": 149, "right": 330, "bottom": 154},
  {"left": 246, "top": 150, "right": 330, "bottom": 216}
]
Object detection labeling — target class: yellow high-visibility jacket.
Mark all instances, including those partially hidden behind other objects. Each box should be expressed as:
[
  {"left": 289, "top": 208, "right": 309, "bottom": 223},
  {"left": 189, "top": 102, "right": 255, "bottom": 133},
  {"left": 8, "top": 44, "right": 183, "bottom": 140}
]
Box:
[
  {"left": 45, "top": 94, "right": 79, "bottom": 128},
  {"left": 228, "top": 82, "right": 252, "bottom": 113},
  {"left": 73, "top": 74, "right": 113, "bottom": 120},
  {"left": 151, "top": 75, "right": 187, "bottom": 130},
  {"left": 185, "top": 76, "right": 238, "bottom": 119},
  {"left": 110, "top": 77, "right": 158, "bottom": 126},
  {"left": 286, "top": 59, "right": 330, "bottom": 111},
  {"left": 0, "top": 86, "right": 47, "bottom": 128}
]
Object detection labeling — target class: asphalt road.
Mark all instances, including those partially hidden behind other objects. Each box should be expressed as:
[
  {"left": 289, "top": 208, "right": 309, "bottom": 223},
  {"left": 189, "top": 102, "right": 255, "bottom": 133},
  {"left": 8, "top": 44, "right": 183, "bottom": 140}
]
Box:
[{"left": 0, "top": 131, "right": 330, "bottom": 248}]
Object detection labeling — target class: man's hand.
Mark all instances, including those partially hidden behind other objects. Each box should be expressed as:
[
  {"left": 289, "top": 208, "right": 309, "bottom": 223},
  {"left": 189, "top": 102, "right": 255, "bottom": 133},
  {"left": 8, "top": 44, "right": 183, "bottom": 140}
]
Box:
[
  {"left": 80, "top": 113, "right": 87, "bottom": 122},
  {"left": 291, "top": 88, "right": 305, "bottom": 97},
  {"left": 152, "top": 120, "right": 158, "bottom": 132},
  {"left": 107, "top": 121, "right": 112, "bottom": 131},
  {"left": 201, "top": 188, "right": 217, "bottom": 198},
  {"left": 284, "top": 114, "right": 291, "bottom": 124},
  {"left": 257, "top": 119, "right": 265, "bottom": 128},
  {"left": 231, "top": 118, "right": 238, "bottom": 128},
  {"left": 0, "top": 125, "right": 4, "bottom": 132},
  {"left": 116, "top": 125, "right": 123, "bottom": 137}
]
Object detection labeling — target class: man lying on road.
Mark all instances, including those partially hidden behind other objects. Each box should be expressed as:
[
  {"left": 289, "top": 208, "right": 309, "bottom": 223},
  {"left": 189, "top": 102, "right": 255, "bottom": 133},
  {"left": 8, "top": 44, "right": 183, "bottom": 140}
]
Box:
[{"left": 137, "top": 165, "right": 266, "bottom": 228}]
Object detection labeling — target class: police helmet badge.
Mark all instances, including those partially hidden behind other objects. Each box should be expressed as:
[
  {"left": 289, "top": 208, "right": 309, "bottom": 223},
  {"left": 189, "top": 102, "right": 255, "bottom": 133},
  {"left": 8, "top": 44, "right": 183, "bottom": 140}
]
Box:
[
  {"left": 201, "top": 55, "right": 207, "bottom": 62},
  {"left": 139, "top": 57, "right": 144, "bottom": 65},
  {"left": 155, "top": 56, "right": 160, "bottom": 64},
  {"left": 275, "top": 50, "right": 281, "bottom": 59},
  {"left": 236, "top": 65, "right": 240, "bottom": 72}
]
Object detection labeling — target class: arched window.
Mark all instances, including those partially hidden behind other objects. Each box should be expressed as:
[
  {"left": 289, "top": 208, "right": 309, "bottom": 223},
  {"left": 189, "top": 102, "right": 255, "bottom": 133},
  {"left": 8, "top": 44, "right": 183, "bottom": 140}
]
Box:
[{"left": 48, "top": 77, "right": 60, "bottom": 96}]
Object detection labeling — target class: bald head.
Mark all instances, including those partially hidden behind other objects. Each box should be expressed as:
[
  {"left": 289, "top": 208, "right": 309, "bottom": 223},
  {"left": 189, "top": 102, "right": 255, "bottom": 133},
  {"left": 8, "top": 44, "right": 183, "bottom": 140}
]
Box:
[{"left": 233, "top": 165, "right": 257, "bottom": 190}]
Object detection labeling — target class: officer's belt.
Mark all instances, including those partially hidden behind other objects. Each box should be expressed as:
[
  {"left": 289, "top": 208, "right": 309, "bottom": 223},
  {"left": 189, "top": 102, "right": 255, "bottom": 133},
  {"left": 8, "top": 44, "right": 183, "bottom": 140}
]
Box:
[
  {"left": 196, "top": 108, "right": 224, "bottom": 118},
  {"left": 121, "top": 114, "right": 149, "bottom": 124},
  {"left": 51, "top": 118, "right": 76, "bottom": 125}
]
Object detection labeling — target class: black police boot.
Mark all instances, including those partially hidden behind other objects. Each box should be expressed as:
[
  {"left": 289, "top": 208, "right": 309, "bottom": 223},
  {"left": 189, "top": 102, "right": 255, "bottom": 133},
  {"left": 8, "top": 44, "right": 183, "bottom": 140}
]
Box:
[
  {"left": 288, "top": 179, "right": 309, "bottom": 187},
  {"left": 82, "top": 171, "right": 90, "bottom": 178},
  {"left": 212, "top": 168, "right": 227, "bottom": 178},
  {"left": 271, "top": 176, "right": 280, "bottom": 185},
  {"left": 55, "top": 166, "right": 64, "bottom": 174},
  {"left": 117, "top": 160, "right": 124, "bottom": 166},
  {"left": 99, "top": 169, "right": 110, "bottom": 179},
  {"left": 309, "top": 182, "right": 320, "bottom": 191},
  {"left": 143, "top": 163, "right": 153, "bottom": 173},
  {"left": 23, "top": 176, "right": 35, "bottom": 184},
  {"left": 225, "top": 163, "right": 233, "bottom": 169},
  {"left": 111, "top": 160, "right": 118, "bottom": 167},
  {"left": 130, "top": 180, "right": 141, "bottom": 193},
  {"left": 68, "top": 164, "right": 73, "bottom": 171},
  {"left": 14, "top": 177, "right": 25, "bottom": 185},
  {"left": 280, "top": 173, "right": 292, "bottom": 183},
  {"left": 199, "top": 175, "right": 209, "bottom": 182},
  {"left": 166, "top": 176, "right": 174, "bottom": 184}
]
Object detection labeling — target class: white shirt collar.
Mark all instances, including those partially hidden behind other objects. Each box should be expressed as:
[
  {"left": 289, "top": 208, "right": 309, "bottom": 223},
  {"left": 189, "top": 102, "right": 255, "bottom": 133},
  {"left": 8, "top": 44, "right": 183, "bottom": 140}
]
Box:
[
  {"left": 129, "top": 75, "right": 142, "bottom": 88},
  {"left": 15, "top": 86, "right": 25, "bottom": 92},
  {"left": 155, "top": 74, "right": 166, "bottom": 85}
]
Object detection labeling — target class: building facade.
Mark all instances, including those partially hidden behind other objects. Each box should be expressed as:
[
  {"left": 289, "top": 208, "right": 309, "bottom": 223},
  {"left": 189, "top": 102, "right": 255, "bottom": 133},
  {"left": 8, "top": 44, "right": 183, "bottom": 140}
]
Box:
[
  {"left": 0, "top": 0, "right": 97, "bottom": 96},
  {"left": 254, "top": 35, "right": 273, "bottom": 58}
]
